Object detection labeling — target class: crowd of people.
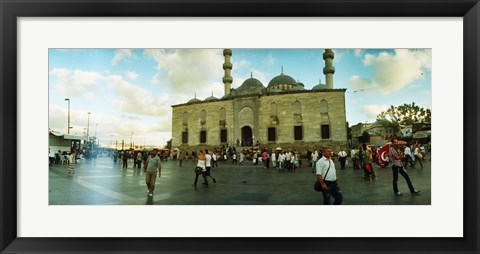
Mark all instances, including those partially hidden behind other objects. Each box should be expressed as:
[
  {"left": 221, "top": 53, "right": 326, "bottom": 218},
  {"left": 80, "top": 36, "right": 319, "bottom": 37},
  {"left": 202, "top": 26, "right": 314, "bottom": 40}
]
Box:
[{"left": 53, "top": 138, "right": 430, "bottom": 204}]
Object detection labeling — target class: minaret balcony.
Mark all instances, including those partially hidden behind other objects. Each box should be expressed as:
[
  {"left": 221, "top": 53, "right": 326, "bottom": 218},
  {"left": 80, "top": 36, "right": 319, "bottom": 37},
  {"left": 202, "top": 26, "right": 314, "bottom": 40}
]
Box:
[
  {"left": 223, "top": 63, "right": 233, "bottom": 70},
  {"left": 323, "top": 51, "right": 335, "bottom": 60},
  {"left": 222, "top": 76, "right": 233, "bottom": 83},
  {"left": 223, "top": 49, "right": 232, "bottom": 56},
  {"left": 323, "top": 66, "right": 335, "bottom": 74}
]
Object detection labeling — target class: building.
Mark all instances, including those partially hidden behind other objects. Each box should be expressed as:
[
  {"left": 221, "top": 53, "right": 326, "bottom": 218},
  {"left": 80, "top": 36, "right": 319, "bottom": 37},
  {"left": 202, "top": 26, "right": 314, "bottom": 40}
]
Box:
[
  {"left": 171, "top": 49, "right": 348, "bottom": 155},
  {"left": 48, "top": 130, "right": 84, "bottom": 154},
  {"left": 351, "top": 121, "right": 397, "bottom": 147}
]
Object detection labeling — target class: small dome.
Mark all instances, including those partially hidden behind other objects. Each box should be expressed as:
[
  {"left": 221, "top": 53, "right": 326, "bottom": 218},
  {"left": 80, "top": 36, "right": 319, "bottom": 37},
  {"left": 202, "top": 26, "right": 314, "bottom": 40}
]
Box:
[
  {"left": 187, "top": 97, "right": 201, "bottom": 103},
  {"left": 268, "top": 73, "right": 297, "bottom": 88},
  {"left": 292, "top": 85, "right": 304, "bottom": 91},
  {"left": 312, "top": 84, "right": 328, "bottom": 90},
  {"left": 205, "top": 96, "right": 218, "bottom": 101}
]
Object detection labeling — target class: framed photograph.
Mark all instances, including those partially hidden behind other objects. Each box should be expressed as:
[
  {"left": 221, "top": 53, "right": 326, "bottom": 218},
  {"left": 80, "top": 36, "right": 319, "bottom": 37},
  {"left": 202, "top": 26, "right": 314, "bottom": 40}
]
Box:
[{"left": 1, "top": 0, "right": 479, "bottom": 253}]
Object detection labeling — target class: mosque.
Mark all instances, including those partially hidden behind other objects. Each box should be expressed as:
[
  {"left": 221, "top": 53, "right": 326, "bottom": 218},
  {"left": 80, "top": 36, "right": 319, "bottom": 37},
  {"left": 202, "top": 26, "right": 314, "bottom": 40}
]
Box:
[{"left": 171, "top": 49, "right": 348, "bottom": 155}]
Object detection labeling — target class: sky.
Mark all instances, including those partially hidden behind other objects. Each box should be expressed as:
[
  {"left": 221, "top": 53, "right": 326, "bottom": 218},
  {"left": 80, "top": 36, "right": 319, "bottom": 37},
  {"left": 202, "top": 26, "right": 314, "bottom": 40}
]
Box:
[{"left": 48, "top": 48, "right": 432, "bottom": 148}]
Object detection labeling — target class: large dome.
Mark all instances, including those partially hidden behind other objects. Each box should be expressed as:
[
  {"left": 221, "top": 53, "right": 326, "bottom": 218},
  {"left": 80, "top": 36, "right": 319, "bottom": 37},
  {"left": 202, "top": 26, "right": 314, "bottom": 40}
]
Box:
[
  {"left": 239, "top": 77, "right": 264, "bottom": 89},
  {"left": 268, "top": 73, "right": 297, "bottom": 88}
]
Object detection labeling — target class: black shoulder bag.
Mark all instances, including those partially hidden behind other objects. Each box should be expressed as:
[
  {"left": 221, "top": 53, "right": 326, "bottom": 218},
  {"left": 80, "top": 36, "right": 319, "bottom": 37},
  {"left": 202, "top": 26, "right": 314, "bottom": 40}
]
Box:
[{"left": 314, "top": 160, "right": 331, "bottom": 192}]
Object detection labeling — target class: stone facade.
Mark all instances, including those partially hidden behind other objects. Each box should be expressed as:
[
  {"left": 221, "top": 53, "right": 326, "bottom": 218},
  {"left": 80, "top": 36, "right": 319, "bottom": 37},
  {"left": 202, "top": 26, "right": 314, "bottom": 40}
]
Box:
[
  {"left": 171, "top": 48, "right": 348, "bottom": 156},
  {"left": 171, "top": 89, "right": 348, "bottom": 155}
]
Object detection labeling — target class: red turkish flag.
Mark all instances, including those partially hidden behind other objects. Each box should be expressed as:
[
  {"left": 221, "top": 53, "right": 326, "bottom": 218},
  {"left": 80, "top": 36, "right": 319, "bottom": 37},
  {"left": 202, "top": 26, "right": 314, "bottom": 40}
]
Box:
[{"left": 375, "top": 143, "right": 391, "bottom": 166}]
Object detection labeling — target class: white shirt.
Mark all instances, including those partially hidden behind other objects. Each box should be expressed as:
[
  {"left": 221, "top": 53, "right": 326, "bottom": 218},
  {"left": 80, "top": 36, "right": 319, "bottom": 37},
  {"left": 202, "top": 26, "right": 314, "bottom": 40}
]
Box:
[
  {"left": 212, "top": 154, "right": 217, "bottom": 161},
  {"left": 205, "top": 154, "right": 212, "bottom": 167},
  {"left": 338, "top": 151, "right": 347, "bottom": 157},
  {"left": 414, "top": 147, "right": 420, "bottom": 155},
  {"left": 271, "top": 153, "right": 276, "bottom": 161},
  {"left": 285, "top": 152, "right": 291, "bottom": 160},
  {"left": 311, "top": 152, "right": 318, "bottom": 162},
  {"left": 316, "top": 157, "right": 336, "bottom": 181},
  {"left": 350, "top": 149, "right": 356, "bottom": 157},
  {"left": 68, "top": 154, "right": 76, "bottom": 164},
  {"left": 279, "top": 154, "right": 286, "bottom": 162},
  {"left": 404, "top": 146, "right": 412, "bottom": 156}
]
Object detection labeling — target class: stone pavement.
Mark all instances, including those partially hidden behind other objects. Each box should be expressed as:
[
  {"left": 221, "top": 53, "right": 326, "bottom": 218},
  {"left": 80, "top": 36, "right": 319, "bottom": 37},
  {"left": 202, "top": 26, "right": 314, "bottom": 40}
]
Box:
[{"left": 49, "top": 157, "right": 431, "bottom": 205}]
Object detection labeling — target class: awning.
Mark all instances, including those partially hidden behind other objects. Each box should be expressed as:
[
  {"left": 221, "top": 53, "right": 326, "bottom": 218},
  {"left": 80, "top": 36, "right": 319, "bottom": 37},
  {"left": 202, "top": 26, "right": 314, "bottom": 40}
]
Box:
[
  {"left": 64, "top": 134, "right": 85, "bottom": 140},
  {"left": 413, "top": 130, "right": 431, "bottom": 139},
  {"left": 49, "top": 130, "right": 64, "bottom": 137}
]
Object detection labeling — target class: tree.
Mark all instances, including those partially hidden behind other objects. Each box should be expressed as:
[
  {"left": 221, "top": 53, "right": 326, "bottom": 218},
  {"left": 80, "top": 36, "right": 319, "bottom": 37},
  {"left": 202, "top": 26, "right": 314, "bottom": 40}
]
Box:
[
  {"left": 375, "top": 118, "right": 400, "bottom": 134},
  {"left": 377, "top": 102, "right": 431, "bottom": 126},
  {"left": 346, "top": 121, "right": 352, "bottom": 140},
  {"left": 359, "top": 131, "right": 370, "bottom": 144},
  {"left": 165, "top": 139, "right": 172, "bottom": 150}
]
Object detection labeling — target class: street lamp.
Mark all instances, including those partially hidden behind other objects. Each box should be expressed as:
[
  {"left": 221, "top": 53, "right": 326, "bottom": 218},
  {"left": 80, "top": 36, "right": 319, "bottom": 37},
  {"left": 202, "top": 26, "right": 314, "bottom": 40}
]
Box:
[
  {"left": 65, "top": 98, "right": 71, "bottom": 134},
  {"left": 95, "top": 123, "right": 99, "bottom": 139},
  {"left": 131, "top": 132, "right": 134, "bottom": 149},
  {"left": 86, "top": 112, "right": 91, "bottom": 148}
]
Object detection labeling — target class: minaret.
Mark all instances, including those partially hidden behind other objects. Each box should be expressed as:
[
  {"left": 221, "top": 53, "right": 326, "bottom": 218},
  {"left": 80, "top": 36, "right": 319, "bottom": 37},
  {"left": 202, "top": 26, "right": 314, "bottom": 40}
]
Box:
[
  {"left": 222, "top": 49, "right": 233, "bottom": 96},
  {"left": 323, "top": 49, "right": 335, "bottom": 89}
]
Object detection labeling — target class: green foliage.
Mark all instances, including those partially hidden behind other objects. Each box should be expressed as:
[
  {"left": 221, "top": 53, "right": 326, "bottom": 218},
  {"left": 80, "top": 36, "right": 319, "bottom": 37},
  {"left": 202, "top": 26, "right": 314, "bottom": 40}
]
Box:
[
  {"left": 347, "top": 121, "right": 352, "bottom": 139},
  {"left": 375, "top": 118, "right": 400, "bottom": 133},
  {"left": 377, "top": 102, "right": 431, "bottom": 125},
  {"left": 359, "top": 131, "right": 370, "bottom": 143},
  {"left": 165, "top": 139, "right": 172, "bottom": 150}
]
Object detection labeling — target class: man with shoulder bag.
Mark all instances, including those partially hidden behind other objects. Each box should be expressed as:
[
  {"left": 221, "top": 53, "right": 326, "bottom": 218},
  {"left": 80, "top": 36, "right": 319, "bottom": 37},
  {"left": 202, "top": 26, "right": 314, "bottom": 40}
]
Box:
[{"left": 315, "top": 147, "right": 343, "bottom": 205}]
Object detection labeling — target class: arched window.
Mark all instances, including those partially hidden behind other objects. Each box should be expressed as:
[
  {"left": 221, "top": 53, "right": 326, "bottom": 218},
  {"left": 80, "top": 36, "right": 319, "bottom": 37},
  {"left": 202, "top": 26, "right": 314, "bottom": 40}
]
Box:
[
  {"left": 182, "top": 111, "right": 188, "bottom": 126},
  {"left": 320, "top": 100, "right": 328, "bottom": 114},
  {"left": 293, "top": 101, "right": 301, "bottom": 115},
  {"left": 270, "top": 102, "right": 278, "bottom": 116},
  {"left": 200, "top": 110, "right": 206, "bottom": 124},
  {"left": 219, "top": 107, "right": 226, "bottom": 121}
]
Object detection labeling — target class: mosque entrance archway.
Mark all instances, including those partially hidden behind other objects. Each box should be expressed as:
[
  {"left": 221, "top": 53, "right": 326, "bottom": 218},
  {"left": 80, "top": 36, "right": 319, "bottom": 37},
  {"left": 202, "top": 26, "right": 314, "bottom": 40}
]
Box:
[{"left": 241, "top": 126, "right": 253, "bottom": 147}]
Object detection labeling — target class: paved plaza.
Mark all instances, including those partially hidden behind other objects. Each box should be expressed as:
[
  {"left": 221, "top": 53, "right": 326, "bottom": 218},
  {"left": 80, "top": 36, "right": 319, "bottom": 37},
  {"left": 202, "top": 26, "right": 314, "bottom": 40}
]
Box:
[{"left": 49, "top": 156, "right": 431, "bottom": 205}]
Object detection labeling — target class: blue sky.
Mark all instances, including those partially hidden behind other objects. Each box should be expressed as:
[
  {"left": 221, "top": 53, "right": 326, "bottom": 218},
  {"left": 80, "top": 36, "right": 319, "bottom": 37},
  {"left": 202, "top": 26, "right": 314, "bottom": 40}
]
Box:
[{"left": 49, "top": 48, "right": 432, "bottom": 147}]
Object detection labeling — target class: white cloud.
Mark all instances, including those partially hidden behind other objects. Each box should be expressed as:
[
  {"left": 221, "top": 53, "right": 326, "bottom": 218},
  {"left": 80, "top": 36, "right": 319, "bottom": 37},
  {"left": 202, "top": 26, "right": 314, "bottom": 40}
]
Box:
[
  {"left": 111, "top": 49, "right": 134, "bottom": 65},
  {"left": 362, "top": 104, "right": 389, "bottom": 119},
  {"left": 51, "top": 68, "right": 104, "bottom": 98},
  {"left": 354, "top": 49, "right": 365, "bottom": 57},
  {"left": 262, "top": 53, "right": 275, "bottom": 66},
  {"left": 348, "top": 75, "right": 375, "bottom": 92},
  {"left": 107, "top": 75, "right": 171, "bottom": 117},
  {"left": 361, "top": 49, "right": 431, "bottom": 95},
  {"left": 233, "top": 59, "right": 251, "bottom": 70},
  {"left": 127, "top": 71, "right": 138, "bottom": 80},
  {"left": 144, "top": 49, "right": 224, "bottom": 96},
  {"left": 332, "top": 49, "right": 348, "bottom": 62}
]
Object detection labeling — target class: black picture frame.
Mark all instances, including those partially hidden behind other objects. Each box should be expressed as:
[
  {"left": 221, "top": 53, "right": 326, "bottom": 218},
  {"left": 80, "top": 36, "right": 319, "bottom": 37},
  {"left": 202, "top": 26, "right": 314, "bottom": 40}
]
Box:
[{"left": 1, "top": 0, "right": 478, "bottom": 253}]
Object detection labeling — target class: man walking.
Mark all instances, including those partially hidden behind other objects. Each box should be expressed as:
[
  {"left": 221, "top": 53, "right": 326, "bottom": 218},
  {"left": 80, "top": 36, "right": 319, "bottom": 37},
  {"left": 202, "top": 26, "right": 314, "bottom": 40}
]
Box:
[
  {"left": 143, "top": 148, "right": 161, "bottom": 197},
  {"left": 338, "top": 149, "right": 347, "bottom": 169},
  {"left": 389, "top": 139, "right": 420, "bottom": 196},
  {"left": 403, "top": 144, "right": 415, "bottom": 168},
  {"left": 316, "top": 147, "right": 343, "bottom": 205}
]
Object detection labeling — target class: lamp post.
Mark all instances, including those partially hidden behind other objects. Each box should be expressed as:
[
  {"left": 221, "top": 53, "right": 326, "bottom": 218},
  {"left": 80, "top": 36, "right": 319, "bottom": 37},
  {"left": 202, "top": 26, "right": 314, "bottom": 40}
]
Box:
[
  {"left": 94, "top": 123, "right": 99, "bottom": 151},
  {"left": 131, "top": 132, "right": 134, "bottom": 149},
  {"left": 86, "top": 112, "right": 91, "bottom": 149},
  {"left": 95, "top": 123, "right": 99, "bottom": 139},
  {"left": 65, "top": 98, "right": 70, "bottom": 134}
]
